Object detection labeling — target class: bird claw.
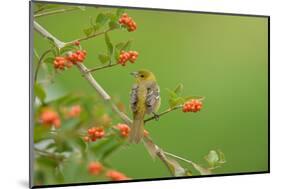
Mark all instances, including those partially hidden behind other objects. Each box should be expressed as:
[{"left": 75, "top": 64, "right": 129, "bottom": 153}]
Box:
[{"left": 152, "top": 112, "right": 160, "bottom": 121}]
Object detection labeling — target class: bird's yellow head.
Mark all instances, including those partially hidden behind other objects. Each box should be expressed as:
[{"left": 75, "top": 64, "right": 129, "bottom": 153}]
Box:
[{"left": 130, "top": 69, "right": 156, "bottom": 83}]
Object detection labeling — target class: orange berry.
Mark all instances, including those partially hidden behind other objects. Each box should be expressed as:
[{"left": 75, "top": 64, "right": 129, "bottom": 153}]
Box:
[
  {"left": 40, "top": 109, "right": 61, "bottom": 128},
  {"left": 144, "top": 129, "right": 149, "bottom": 137},
  {"left": 68, "top": 105, "right": 82, "bottom": 117},
  {"left": 88, "top": 162, "right": 103, "bottom": 175},
  {"left": 84, "top": 136, "right": 90, "bottom": 142},
  {"left": 106, "top": 170, "right": 130, "bottom": 181},
  {"left": 74, "top": 40, "right": 80, "bottom": 46}
]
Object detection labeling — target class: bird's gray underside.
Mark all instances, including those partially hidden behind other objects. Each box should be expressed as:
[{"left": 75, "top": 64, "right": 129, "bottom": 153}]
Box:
[{"left": 130, "top": 82, "right": 160, "bottom": 115}]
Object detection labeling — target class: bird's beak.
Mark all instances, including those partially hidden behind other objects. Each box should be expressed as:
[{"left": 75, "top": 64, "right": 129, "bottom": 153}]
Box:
[{"left": 130, "top": 71, "right": 138, "bottom": 77}]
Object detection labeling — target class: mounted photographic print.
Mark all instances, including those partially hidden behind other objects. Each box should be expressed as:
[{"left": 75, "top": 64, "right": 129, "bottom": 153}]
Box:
[{"left": 29, "top": 0, "right": 269, "bottom": 188}]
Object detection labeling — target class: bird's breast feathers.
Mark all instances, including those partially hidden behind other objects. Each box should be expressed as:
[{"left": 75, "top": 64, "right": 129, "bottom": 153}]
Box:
[{"left": 130, "top": 82, "right": 160, "bottom": 115}]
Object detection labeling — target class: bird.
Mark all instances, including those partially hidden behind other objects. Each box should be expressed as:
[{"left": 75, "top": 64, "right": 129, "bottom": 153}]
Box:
[{"left": 129, "top": 69, "right": 161, "bottom": 143}]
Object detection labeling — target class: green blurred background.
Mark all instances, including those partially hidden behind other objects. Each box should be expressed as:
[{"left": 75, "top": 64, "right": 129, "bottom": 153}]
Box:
[{"left": 33, "top": 2, "right": 268, "bottom": 181}]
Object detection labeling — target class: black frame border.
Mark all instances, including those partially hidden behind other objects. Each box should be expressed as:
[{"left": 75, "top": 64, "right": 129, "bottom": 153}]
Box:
[{"left": 29, "top": 0, "right": 270, "bottom": 188}]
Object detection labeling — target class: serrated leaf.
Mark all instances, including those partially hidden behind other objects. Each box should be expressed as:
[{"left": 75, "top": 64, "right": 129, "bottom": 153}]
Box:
[
  {"left": 83, "top": 27, "right": 94, "bottom": 36},
  {"left": 184, "top": 96, "right": 205, "bottom": 101},
  {"left": 116, "top": 8, "right": 125, "bottom": 17},
  {"left": 104, "top": 33, "right": 113, "bottom": 55},
  {"left": 96, "top": 13, "right": 108, "bottom": 26},
  {"left": 98, "top": 53, "right": 110, "bottom": 64},
  {"left": 174, "top": 83, "right": 184, "bottom": 95},
  {"left": 205, "top": 150, "right": 219, "bottom": 168},
  {"left": 34, "top": 83, "right": 46, "bottom": 103}
]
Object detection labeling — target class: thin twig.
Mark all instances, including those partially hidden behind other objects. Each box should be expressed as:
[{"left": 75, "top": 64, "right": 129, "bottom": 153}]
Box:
[
  {"left": 34, "top": 49, "right": 52, "bottom": 82},
  {"left": 34, "top": 7, "right": 78, "bottom": 18},
  {"left": 144, "top": 105, "right": 183, "bottom": 123},
  {"left": 86, "top": 63, "right": 119, "bottom": 73},
  {"left": 65, "top": 28, "right": 114, "bottom": 47},
  {"left": 164, "top": 151, "right": 193, "bottom": 164}
]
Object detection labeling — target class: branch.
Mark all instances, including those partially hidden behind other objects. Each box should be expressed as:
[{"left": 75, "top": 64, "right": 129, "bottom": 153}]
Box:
[
  {"left": 34, "top": 7, "right": 79, "bottom": 18},
  {"left": 144, "top": 105, "right": 183, "bottom": 123},
  {"left": 33, "top": 21, "right": 65, "bottom": 49}
]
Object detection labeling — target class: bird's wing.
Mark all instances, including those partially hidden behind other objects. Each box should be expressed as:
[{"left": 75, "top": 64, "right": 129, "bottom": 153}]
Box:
[
  {"left": 130, "top": 84, "right": 139, "bottom": 113},
  {"left": 146, "top": 83, "right": 160, "bottom": 114}
]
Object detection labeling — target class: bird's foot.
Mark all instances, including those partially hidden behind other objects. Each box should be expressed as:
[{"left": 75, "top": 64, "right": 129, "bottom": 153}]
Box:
[{"left": 152, "top": 112, "right": 160, "bottom": 121}]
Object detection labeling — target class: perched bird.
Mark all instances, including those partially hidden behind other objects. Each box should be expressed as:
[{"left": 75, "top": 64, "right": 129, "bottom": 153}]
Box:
[{"left": 129, "top": 70, "right": 161, "bottom": 143}]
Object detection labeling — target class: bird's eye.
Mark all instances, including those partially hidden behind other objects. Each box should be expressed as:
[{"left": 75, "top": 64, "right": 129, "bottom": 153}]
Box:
[{"left": 140, "top": 75, "right": 144, "bottom": 78}]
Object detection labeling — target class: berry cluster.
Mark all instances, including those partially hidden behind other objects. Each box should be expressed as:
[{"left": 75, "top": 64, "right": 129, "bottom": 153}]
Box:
[
  {"left": 118, "top": 13, "right": 137, "bottom": 32},
  {"left": 115, "top": 123, "right": 131, "bottom": 137},
  {"left": 53, "top": 56, "right": 71, "bottom": 70},
  {"left": 84, "top": 127, "right": 105, "bottom": 142},
  {"left": 68, "top": 105, "right": 81, "bottom": 118},
  {"left": 88, "top": 162, "right": 103, "bottom": 175},
  {"left": 106, "top": 170, "right": 130, "bottom": 181},
  {"left": 118, "top": 50, "right": 139, "bottom": 65},
  {"left": 182, "top": 99, "right": 203, "bottom": 113},
  {"left": 40, "top": 109, "right": 61, "bottom": 128},
  {"left": 68, "top": 50, "right": 87, "bottom": 64},
  {"left": 53, "top": 50, "right": 87, "bottom": 70}
]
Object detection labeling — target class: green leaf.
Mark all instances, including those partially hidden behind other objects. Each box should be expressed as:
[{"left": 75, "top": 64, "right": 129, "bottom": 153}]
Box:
[
  {"left": 169, "top": 97, "right": 184, "bottom": 108},
  {"left": 174, "top": 83, "right": 184, "bottom": 95},
  {"left": 93, "top": 23, "right": 101, "bottom": 32},
  {"left": 115, "top": 42, "right": 125, "bottom": 50},
  {"left": 104, "top": 33, "right": 113, "bottom": 55},
  {"left": 34, "top": 125, "right": 52, "bottom": 142},
  {"left": 106, "top": 13, "right": 118, "bottom": 22},
  {"left": 122, "top": 40, "right": 132, "bottom": 51},
  {"left": 108, "top": 21, "right": 120, "bottom": 29},
  {"left": 218, "top": 149, "right": 226, "bottom": 164},
  {"left": 83, "top": 27, "right": 94, "bottom": 36},
  {"left": 166, "top": 88, "right": 178, "bottom": 99},
  {"left": 116, "top": 8, "right": 125, "bottom": 17},
  {"left": 96, "top": 13, "right": 108, "bottom": 26},
  {"left": 34, "top": 83, "right": 46, "bottom": 103},
  {"left": 62, "top": 119, "right": 80, "bottom": 131},
  {"left": 98, "top": 53, "right": 110, "bottom": 64},
  {"left": 184, "top": 96, "right": 205, "bottom": 101},
  {"left": 44, "top": 57, "right": 54, "bottom": 64},
  {"left": 205, "top": 150, "right": 219, "bottom": 168}
]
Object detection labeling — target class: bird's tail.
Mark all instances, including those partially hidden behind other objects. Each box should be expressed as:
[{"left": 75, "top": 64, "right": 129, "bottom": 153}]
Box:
[{"left": 129, "top": 119, "right": 144, "bottom": 144}]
